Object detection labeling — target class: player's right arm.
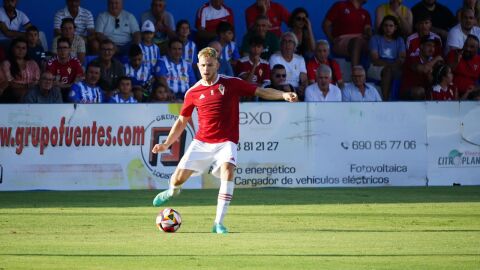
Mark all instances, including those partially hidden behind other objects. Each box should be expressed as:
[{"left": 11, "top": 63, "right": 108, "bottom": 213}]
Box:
[{"left": 152, "top": 115, "right": 191, "bottom": 154}]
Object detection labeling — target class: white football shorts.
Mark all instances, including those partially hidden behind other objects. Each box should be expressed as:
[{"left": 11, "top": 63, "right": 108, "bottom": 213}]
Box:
[{"left": 177, "top": 139, "right": 237, "bottom": 178}]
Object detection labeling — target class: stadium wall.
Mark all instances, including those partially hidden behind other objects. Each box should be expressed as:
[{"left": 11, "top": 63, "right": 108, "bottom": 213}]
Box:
[
  {"left": 18, "top": 0, "right": 462, "bottom": 51},
  {"left": 0, "top": 102, "right": 478, "bottom": 191}
]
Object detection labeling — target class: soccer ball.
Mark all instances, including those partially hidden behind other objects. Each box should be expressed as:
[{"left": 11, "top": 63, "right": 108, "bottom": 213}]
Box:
[{"left": 156, "top": 208, "right": 182, "bottom": 232}]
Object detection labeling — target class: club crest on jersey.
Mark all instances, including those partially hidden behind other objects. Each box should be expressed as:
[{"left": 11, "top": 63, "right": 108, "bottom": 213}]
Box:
[{"left": 218, "top": 84, "right": 225, "bottom": 95}]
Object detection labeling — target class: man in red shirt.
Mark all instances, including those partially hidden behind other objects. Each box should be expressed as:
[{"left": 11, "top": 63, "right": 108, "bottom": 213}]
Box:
[
  {"left": 447, "top": 34, "right": 480, "bottom": 99},
  {"left": 323, "top": 0, "right": 372, "bottom": 67},
  {"left": 151, "top": 47, "right": 297, "bottom": 234},
  {"left": 400, "top": 36, "right": 443, "bottom": 100},
  {"left": 245, "top": 0, "right": 289, "bottom": 37},
  {"left": 195, "top": 0, "right": 234, "bottom": 47},
  {"left": 46, "top": 37, "right": 84, "bottom": 102},
  {"left": 406, "top": 14, "right": 443, "bottom": 57},
  {"left": 306, "top": 39, "right": 344, "bottom": 88}
]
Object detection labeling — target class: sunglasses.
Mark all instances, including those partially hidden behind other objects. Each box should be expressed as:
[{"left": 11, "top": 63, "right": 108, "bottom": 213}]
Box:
[
  {"left": 115, "top": 18, "right": 120, "bottom": 29},
  {"left": 274, "top": 74, "right": 287, "bottom": 78}
]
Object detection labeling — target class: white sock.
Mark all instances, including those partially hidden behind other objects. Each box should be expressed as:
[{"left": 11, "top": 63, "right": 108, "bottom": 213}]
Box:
[
  {"left": 167, "top": 180, "right": 181, "bottom": 197},
  {"left": 214, "top": 180, "right": 234, "bottom": 225}
]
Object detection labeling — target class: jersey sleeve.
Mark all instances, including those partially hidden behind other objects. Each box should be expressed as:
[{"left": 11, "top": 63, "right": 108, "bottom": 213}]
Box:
[
  {"left": 180, "top": 91, "right": 195, "bottom": 117},
  {"left": 154, "top": 60, "right": 168, "bottom": 77},
  {"left": 232, "top": 77, "right": 257, "bottom": 97},
  {"left": 68, "top": 83, "right": 81, "bottom": 103}
]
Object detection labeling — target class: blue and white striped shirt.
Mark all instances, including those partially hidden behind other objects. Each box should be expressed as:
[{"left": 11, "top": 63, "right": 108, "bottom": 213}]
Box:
[
  {"left": 108, "top": 93, "right": 138, "bottom": 103},
  {"left": 125, "top": 63, "right": 153, "bottom": 91},
  {"left": 69, "top": 81, "right": 104, "bottom": 103},
  {"left": 182, "top": 40, "right": 197, "bottom": 64},
  {"left": 221, "top": 41, "right": 240, "bottom": 62},
  {"left": 139, "top": 42, "right": 161, "bottom": 69},
  {"left": 154, "top": 56, "right": 196, "bottom": 99}
]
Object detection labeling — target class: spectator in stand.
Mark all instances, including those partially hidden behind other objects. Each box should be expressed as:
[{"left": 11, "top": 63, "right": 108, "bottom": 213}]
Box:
[
  {"left": 141, "top": 0, "right": 175, "bottom": 45},
  {"left": 46, "top": 37, "right": 84, "bottom": 102},
  {"left": 0, "top": 0, "right": 32, "bottom": 49},
  {"left": 95, "top": 0, "right": 140, "bottom": 56},
  {"left": 176, "top": 20, "right": 197, "bottom": 65},
  {"left": 0, "top": 37, "right": 39, "bottom": 103},
  {"left": 375, "top": 0, "right": 413, "bottom": 37},
  {"left": 269, "top": 32, "right": 307, "bottom": 99},
  {"left": 411, "top": 0, "right": 456, "bottom": 42},
  {"left": 446, "top": 8, "right": 480, "bottom": 53},
  {"left": 108, "top": 76, "right": 137, "bottom": 103},
  {"left": 22, "top": 71, "right": 60, "bottom": 103},
  {"left": 343, "top": 65, "right": 382, "bottom": 102},
  {"left": 400, "top": 36, "right": 443, "bottom": 100},
  {"left": 195, "top": 0, "right": 234, "bottom": 47},
  {"left": 23, "top": 71, "right": 62, "bottom": 103},
  {"left": 53, "top": 0, "right": 95, "bottom": 53},
  {"left": 240, "top": 15, "right": 279, "bottom": 60},
  {"left": 430, "top": 63, "right": 457, "bottom": 100},
  {"left": 306, "top": 40, "right": 344, "bottom": 89},
  {"left": 208, "top": 40, "right": 233, "bottom": 76},
  {"left": 26, "top": 26, "right": 45, "bottom": 68},
  {"left": 69, "top": 62, "right": 104, "bottom": 103},
  {"left": 447, "top": 34, "right": 480, "bottom": 99},
  {"left": 216, "top": 22, "right": 240, "bottom": 66},
  {"left": 457, "top": 0, "right": 480, "bottom": 25},
  {"left": 288, "top": 7, "right": 315, "bottom": 57},
  {"left": 52, "top": 18, "right": 86, "bottom": 64},
  {"left": 245, "top": 0, "right": 289, "bottom": 37},
  {"left": 138, "top": 20, "right": 161, "bottom": 70},
  {"left": 125, "top": 44, "right": 154, "bottom": 97},
  {"left": 149, "top": 82, "right": 173, "bottom": 102},
  {"left": 91, "top": 39, "right": 125, "bottom": 97},
  {"left": 305, "top": 64, "right": 342, "bottom": 102},
  {"left": 368, "top": 15, "right": 406, "bottom": 100},
  {"left": 236, "top": 35, "right": 270, "bottom": 87},
  {"left": 154, "top": 38, "right": 196, "bottom": 100},
  {"left": 406, "top": 13, "right": 443, "bottom": 57},
  {"left": 323, "top": 0, "right": 372, "bottom": 67},
  {"left": 262, "top": 64, "right": 295, "bottom": 100}
]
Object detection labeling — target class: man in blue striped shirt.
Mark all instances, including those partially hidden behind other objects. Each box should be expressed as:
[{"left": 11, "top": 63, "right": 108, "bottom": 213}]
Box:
[
  {"left": 154, "top": 38, "right": 196, "bottom": 100},
  {"left": 69, "top": 62, "right": 104, "bottom": 103},
  {"left": 139, "top": 20, "right": 161, "bottom": 70}
]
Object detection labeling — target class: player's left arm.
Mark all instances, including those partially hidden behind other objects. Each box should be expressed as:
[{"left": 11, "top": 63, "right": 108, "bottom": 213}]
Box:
[{"left": 254, "top": 87, "right": 298, "bottom": 102}]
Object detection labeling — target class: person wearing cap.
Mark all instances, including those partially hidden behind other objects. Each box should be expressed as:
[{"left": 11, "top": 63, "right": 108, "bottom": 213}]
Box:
[
  {"left": 141, "top": 0, "right": 175, "bottom": 45},
  {"left": 400, "top": 35, "right": 443, "bottom": 100},
  {"left": 446, "top": 34, "right": 480, "bottom": 99},
  {"left": 406, "top": 13, "right": 443, "bottom": 57},
  {"left": 446, "top": 8, "right": 480, "bottom": 54},
  {"left": 139, "top": 20, "right": 161, "bottom": 70}
]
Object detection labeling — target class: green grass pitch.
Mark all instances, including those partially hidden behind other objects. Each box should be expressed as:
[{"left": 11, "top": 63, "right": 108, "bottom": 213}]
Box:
[{"left": 1, "top": 187, "right": 479, "bottom": 269}]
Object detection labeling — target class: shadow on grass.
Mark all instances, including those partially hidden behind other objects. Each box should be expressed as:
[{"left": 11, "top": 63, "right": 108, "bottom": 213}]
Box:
[{"left": 0, "top": 187, "right": 479, "bottom": 208}]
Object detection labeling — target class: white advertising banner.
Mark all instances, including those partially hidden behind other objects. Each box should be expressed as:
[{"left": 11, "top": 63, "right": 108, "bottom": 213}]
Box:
[
  {"left": 427, "top": 102, "right": 480, "bottom": 186},
  {"left": 233, "top": 102, "right": 427, "bottom": 188},
  {"left": 0, "top": 102, "right": 476, "bottom": 191}
]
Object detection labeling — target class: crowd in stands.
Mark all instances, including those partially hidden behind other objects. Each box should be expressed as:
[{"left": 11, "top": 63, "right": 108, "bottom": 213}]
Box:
[{"left": 0, "top": 0, "right": 480, "bottom": 104}]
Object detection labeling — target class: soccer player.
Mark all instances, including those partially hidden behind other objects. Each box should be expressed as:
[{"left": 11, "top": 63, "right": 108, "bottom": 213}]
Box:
[{"left": 151, "top": 47, "right": 297, "bottom": 234}]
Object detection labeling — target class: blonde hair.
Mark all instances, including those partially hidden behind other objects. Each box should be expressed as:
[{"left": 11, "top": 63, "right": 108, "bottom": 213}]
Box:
[{"left": 198, "top": 47, "right": 219, "bottom": 60}]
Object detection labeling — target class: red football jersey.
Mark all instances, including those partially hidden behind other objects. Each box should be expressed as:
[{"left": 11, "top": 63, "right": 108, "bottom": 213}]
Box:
[
  {"left": 245, "top": 2, "right": 290, "bottom": 37},
  {"left": 430, "top": 84, "right": 456, "bottom": 100},
  {"left": 325, "top": 1, "right": 371, "bottom": 38},
  {"left": 447, "top": 50, "right": 480, "bottom": 96},
  {"left": 406, "top": 32, "right": 443, "bottom": 57},
  {"left": 306, "top": 57, "right": 342, "bottom": 84},
  {"left": 400, "top": 55, "right": 431, "bottom": 96},
  {"left": 195, "top": 2, "right": 234, "bottom": 33},
  {"left": 235, "top": 57, "right": 271, "bottom": 86},
  {"left": 181, "top": 75, "right": 257, "bottom": 144},
  {"left": 46, "top": 57, "right": 84, "bottom": 85}
]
